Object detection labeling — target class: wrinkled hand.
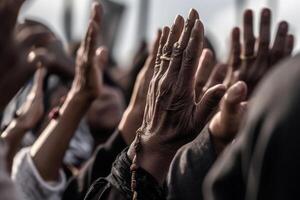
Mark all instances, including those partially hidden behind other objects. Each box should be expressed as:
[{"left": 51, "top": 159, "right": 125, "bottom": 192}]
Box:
[
  {"left": 15, "top": 68, "right": 46, "bottom": 131},
  {"left": 228, "top": 8, "right": 294, "bottom": 95},
  {"left": 128, "top": 10, "right": 226, "bottom": 183},
  {"left": 69, "top": 2, "right": 103, "bottom": 101},
  {"left": 118, "top": 30, "right": 162, "bottom": 144},
  {"left": 209, "top": 81, "right": 247, "bottom": 154}
]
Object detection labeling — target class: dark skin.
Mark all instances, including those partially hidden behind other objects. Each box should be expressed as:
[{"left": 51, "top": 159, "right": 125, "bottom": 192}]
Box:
[
  {"left": 118, "top": 30, "right": 162, "bottom": 145},
  {"left": 127, "top": 10, "right": 227, "bottom": 184},
  {"left": 30, "top": 2, "right": 103, "bottom": 181},
  {"left": 210, "top": 8, "right": 294, "bottom": 154},
  {"left": 0, "top": 0, "right": 73, "bottom": 111},
  {"left": 1, "top": 68, "right": 46, "bottom": 173},
  {"left": 16, "top": 20, "right": 75, "bottom": 79},
  {"left": 228, "top": 8, "right": 294, "bottom": 95}
]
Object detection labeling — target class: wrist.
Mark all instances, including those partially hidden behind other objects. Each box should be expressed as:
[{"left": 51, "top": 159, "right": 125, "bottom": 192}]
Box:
[{"left": 127, "top": 136, "right": 176, "bottom": 185}]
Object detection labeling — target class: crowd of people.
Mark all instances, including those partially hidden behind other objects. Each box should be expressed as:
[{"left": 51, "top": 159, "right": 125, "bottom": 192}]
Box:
[{"left": 0, "top": 0, "right": 299, "bottom": 200}]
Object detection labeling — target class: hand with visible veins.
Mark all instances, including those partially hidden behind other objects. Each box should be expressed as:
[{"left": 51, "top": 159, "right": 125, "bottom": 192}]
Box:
[
  {"left": 228, "top": 8, "right": 294, "bottom": 96},
  {"left": 118, "top": 30, "right": 162, "bottom": 145},
  {"left": 127, "top": 10, "right": 226, "bottom": 184}
]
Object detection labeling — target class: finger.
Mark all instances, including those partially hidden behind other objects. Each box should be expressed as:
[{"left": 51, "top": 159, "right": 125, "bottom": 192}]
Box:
[
  {"left": 257, "top": 8, "right": 271, "bottom": 57},
  {"left": 271, "top": 21, "right": 288, "bottom": 64},
  {"left": 154, "top": 27, "right": 170, "bottom": 76},
  {"left": 222, "top": 81, "right": 247, "bottom": 115},
  {"left": 243, "top": 9, "right": 255, "bottom": 57},
  {"left": 150, "top": 29, "right": 162, "bottom": 59},
  {"left": 165, "top": 9, "right": 199, "bottom": 79},
  {"left": 143, "top": 29, "right": 162, "bottom": 76},
  {"left": 85, "top": 21, "right": 99, "bottom": 68},
  {"left": 230, "top": 27, "right": 241, "bottom": 70},
  {"left": 195, "top": 49, "right": 215, "bottom": 100},
  {"left": 91, "top": 1, "right": 102, "bottom": 24},
  {"left": 158, "top": 15, "right": 184, "bottom": 76},
  {"left": 195, "top": 84, "right": 226, "bottom": 127},
  {"left": 177, "top": 19, "right": 204, "bottom": 94},
  {"left": 284, "top": 34, "right": 294, "bottom": 57},
  {"left": 19, "top": 29, "right": 55, "bottom": 49},
  {"left": 95, "top": 47, "right": 108, "bottom": 71},
  {"left": 32, "top": 67, "right": 47, "bottom": 95},
  {"left": 204, "top": 64, "right": 228, "bottom": 91}
]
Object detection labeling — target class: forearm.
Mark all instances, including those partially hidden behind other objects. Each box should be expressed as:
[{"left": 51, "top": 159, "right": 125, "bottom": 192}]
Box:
[
  {"left": 30, "top": 92, "right": 91, "bottom": 181},
  {"left": 1, "top": 120, "right": 28, "bottom": 172}
]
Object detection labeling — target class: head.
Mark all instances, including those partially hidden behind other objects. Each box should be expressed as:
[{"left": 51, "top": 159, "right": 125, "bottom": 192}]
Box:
[{"left": 86, "top": 71, "right": 126, "bottom": 144}]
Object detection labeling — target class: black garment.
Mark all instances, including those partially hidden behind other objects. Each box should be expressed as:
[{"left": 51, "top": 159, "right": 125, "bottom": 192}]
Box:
[
  {"left": 167, "top": 126, "right": 217, "bottom": 200},
  {"left": 84, "top": 149, "right": 165, "bottom": 200},
  {"left": 203, "top": 55, "right": 300, "bottom": 200},
  {"left": 63, "top": 130, "right": 127, "bottom": 200}
]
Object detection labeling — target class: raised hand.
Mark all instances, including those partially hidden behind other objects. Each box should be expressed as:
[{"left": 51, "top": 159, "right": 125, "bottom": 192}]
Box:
[
  {"left": 1, "top": 67, "right": 46, "bottom": 172},
  {"left": 16, "top": 20, "right": 75, "bottom": 79},
  {"left": 228, "top": 8, "right": 294, "bottom": 95},
  {"left": 127, "top": 10, "right": 226, "bottom": 183},
  {"left": 29, "top": 2, "right": 103, "bottom": 182},
  {"left": 209, "top": 81, "right": 247, "bottom": 154},
  {"left": 118, "top": 30, "right": 162, "bottom": 144},
  {"left": 14, "top": 68, "right": 46, "bottom": 130},
  {"left": 69, "top": 5, "right": 103, "bottom": 102}
]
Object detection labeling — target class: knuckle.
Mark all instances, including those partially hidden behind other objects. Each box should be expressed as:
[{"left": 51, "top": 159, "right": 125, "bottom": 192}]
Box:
[
  {"left": 172, "top": 43, "right": 184, "bottom": 58},
  {"left": 182, "top": 48, "right": 195, "bottom": 66}
]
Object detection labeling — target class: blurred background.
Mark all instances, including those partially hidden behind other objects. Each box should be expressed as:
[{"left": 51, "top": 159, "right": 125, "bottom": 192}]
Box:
[{"left": 19, "top": 0, "right": 299, "bottom": 67}]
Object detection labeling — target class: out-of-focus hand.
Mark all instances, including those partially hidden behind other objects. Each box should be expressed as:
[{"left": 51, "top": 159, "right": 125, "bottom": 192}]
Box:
[
  {"left": 68, "top": 3, "right": 103, "bottom": 102},
  {"left": 118, "top": 30, "right": 162, "bottom": 144},
  {"left": 16, "top": 20, "right": 75, "bottom": 78},
  {"left": 227, "top": 8, "right": 294, "bottom": 95},
  {"left": 14, "top": 68, "right": 46, "bottom": 131},
  {"left": 209, "top": 81, "right": 247, "bottom": 154},
  {"left": 128, "top": 10, "right": 226, "bottom": 183}
]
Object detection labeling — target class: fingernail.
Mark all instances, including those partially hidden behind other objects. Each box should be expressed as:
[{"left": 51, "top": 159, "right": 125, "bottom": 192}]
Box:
[
  {"left": 262, "top": 8, "right": 271, "bottom": 17},
  {"left": 188, "top": 8, "right": 197, "bottom": 19},
  {"left": 174, "top": 15, "right": 181, "bottom": 24},
  {"left": 227, "top": 81, "right": 246, "bottom": 101},
  {"left": 280, "top": 21, "right": 288, "bottom": 30}
]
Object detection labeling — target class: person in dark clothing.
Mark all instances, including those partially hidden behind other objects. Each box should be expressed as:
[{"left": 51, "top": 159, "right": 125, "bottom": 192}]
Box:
[
  {"left": 83, "top": 9, "right": 230, "bottom": 200},
  {"left": 62, "top": 130, "right": 127, "bottom": 200},
  {"left": 204, "top": 54, "right": 300, "bottom": 200},
  {"left": 62, "top": 20, "right": 163, "bottom": 200},
  {"left": 166, "top": 8, "right": 294, "bottom": 200}
]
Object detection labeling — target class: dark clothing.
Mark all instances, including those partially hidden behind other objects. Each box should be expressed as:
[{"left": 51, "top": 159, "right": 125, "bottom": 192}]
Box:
[
  {"left": 204, "top": 55, "right": 300, "bottom": 200},
  {"left": 63, "top": 130, "right": 127, "bottom": 200},
  {"left": 84, "top": 149, "right": 165, "bottom": 200},
  {"left": 167, "top": 126, "right": 217, "bottom": 200}
]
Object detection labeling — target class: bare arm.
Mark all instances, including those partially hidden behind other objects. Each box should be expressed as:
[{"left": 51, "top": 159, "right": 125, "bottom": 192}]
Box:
[{"left": 30, "top": 2, "right": 103, "bottom": 182}]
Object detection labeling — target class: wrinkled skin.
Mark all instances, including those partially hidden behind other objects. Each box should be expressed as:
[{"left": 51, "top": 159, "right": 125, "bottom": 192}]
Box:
[{"left": 128, "top": 10, "right": 226, "bottom": 183}]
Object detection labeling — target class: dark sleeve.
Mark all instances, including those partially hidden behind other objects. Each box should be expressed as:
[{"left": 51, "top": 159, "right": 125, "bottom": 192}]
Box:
[
  {"left": 167, "top": 125, "right": 217, "bottom": 200},
  {"left": 63, "top": 130, "right": 127, "bottom": 200},
  {"left": 84, "top": 149, "right": 165, "bottom": 200}
]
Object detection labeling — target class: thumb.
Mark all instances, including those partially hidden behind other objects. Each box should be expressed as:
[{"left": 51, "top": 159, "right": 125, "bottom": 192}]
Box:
[
  {"left": 195, "top": 84, "right": 226, "bottom": 129},
  {"left": 95, "top": 46, "right": 108, "bottom": 71}
]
